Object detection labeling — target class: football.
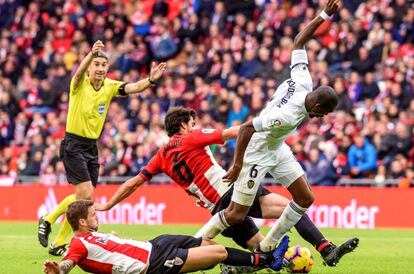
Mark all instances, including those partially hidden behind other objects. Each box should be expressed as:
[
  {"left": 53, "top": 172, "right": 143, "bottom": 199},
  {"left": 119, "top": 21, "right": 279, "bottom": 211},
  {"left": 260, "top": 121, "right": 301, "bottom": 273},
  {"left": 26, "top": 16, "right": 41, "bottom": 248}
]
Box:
[{"left": 284, "top": 246, "right": 314, "bottom": 273}]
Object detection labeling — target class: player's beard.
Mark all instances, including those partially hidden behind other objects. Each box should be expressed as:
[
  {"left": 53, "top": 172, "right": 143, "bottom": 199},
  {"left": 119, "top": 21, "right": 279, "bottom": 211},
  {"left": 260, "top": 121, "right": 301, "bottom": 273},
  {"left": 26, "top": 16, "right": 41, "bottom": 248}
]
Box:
[{"left": 88, "top": 225, "right": 98, "bottom": 232}]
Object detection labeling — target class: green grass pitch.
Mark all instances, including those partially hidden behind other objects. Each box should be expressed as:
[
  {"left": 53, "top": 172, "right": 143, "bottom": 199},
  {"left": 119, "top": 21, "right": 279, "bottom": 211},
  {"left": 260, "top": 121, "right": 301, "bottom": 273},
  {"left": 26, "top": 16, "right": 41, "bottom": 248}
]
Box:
[{"left": 1, "top": 222, "right": 413, "bottom": 274}]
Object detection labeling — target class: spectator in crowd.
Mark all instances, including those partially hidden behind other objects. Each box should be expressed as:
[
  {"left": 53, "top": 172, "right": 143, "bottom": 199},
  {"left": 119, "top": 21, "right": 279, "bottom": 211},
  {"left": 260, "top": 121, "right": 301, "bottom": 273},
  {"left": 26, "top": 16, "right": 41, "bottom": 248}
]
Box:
[
  {"left": 226, "top": 96, "right": 249, "bottom": 128},
  {"left": 348, "top": 135, "right": 378, "bottom": 178},
  {"left": 304, "top": 148, "right": 338, "bottom": 186},
  {"left": 23, "top": 150, "right": 43, "bottom": 176},
  {"left": 334, "top": 77, "right": 353, "bottom": 113},
  {"left": 359, "top": 72, "right": 380, "bottom": 101}
]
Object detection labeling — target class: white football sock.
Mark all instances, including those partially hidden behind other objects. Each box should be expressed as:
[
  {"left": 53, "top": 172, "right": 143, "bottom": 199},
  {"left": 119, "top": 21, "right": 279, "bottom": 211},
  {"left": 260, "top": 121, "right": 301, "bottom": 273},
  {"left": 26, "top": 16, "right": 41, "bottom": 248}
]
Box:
[
  {"left": 194, "top": 210, "right": 230, "bottom": 239},
  {"left": 259, "top": 200, "right": 308, "bottom": 252}
]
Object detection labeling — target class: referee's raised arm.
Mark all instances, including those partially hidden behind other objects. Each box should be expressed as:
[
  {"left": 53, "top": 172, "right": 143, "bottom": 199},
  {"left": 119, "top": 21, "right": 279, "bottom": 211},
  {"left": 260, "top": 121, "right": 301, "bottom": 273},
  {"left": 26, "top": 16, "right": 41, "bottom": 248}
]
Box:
[
  {"left": 72, "top": 40, "right": 105, "bottom": 91},
  {"left": 123, "top": 62, "right": 167, "bottom": 95}
]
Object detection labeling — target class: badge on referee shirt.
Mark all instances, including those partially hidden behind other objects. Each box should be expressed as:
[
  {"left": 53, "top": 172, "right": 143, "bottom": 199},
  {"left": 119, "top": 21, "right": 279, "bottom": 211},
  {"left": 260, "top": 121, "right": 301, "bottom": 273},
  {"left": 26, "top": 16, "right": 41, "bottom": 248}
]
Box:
[{"left": 98, "top": 103, "right": 106, "bottom": 115}]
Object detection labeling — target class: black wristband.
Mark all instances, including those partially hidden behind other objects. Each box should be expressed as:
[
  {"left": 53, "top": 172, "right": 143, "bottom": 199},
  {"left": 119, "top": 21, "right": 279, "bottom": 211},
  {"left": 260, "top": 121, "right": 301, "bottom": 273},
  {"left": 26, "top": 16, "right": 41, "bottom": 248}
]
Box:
[{"left": 148, "top": 77, "right": 157, "bottom": 85}]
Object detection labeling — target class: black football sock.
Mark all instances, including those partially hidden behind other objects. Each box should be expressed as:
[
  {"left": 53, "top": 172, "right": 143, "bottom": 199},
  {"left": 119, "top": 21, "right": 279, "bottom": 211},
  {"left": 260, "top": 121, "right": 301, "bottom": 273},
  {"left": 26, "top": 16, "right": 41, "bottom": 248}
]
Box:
[
  {"left": 319, "top": 243, "right": 335, "bottom": 257},
  {"left": 294, "top": 214, "right": 332, "bottom": 255},
  {"left": 223, "top": 248, "right": 273, "bottom": 267}
]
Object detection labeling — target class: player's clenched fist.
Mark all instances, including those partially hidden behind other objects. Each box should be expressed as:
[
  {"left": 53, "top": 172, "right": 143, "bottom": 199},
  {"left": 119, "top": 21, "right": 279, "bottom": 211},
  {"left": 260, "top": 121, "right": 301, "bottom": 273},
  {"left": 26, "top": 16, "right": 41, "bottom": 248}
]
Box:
[
  {"left": 91, "top": 40, "right": 105, "bottom": 55},
  {"left": 324, "top": 0, "right": 340, "bottom": 16}
]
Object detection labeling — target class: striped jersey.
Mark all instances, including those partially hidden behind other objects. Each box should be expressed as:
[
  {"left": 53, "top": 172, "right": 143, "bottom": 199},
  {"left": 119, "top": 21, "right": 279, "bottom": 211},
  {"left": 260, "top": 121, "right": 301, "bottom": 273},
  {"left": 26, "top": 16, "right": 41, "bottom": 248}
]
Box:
[
  {"left": 139, "top": 129, "right": 230, "bottom": 211},
  {"left": 63, "top": 231, "right": 152, "bottom": 274}
]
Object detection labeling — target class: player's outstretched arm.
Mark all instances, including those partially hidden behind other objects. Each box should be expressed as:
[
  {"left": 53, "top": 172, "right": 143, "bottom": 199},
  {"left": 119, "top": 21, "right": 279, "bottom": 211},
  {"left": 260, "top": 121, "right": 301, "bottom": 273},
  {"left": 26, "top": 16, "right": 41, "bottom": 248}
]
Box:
[
  {"left": 223, "top": 121, "right": 256, "bottom": 183},
  {"left": 72, "top": 40, "right": 104, "bottom": 90},
  {"left": 43, "top": 260, "right": 75, "bottom": 274},
  {"left": 95, "top": 175, "right": 147, "bottom": 211},
  {"left": 124, "top": 62, "right": 167, "bottom": 95},
  {"left": 222, "top": 125, "right": 240, "bottom": 141},
  {"left": 293, "top": 0, "right": 339, "bottom": 50}
]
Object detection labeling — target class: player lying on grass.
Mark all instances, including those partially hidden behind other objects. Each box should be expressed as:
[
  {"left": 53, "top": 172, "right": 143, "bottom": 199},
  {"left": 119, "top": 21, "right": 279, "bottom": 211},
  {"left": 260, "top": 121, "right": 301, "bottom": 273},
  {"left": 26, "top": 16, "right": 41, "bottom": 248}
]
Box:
[
  {"left": 95, "top": 107, "right": 359, "bottom": 269},
  {"left": 43, "top": 200, "right": 289, "bottom": 274}
]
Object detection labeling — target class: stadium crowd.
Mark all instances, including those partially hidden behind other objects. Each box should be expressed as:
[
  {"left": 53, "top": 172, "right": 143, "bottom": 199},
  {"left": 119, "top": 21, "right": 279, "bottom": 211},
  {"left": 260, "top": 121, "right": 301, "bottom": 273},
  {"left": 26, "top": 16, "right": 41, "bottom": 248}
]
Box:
[{"left": 0, "top": 0, "right": 413, "bottom": 186}]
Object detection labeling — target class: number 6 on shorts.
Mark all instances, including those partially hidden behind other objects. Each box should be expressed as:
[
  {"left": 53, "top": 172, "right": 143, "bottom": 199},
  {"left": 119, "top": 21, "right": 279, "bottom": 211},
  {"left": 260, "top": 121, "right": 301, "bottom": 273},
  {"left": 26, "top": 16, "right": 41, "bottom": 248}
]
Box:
[{"left": 249, "top": 164, "right": 258, "bottom": 178}]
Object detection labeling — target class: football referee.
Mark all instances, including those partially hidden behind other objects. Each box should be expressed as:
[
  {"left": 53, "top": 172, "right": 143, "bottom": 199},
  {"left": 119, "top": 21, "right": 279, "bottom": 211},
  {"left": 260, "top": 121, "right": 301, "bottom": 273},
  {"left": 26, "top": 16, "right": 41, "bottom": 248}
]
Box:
[{"left": 38, "top": 40, "right": 167, "bottom": 255}]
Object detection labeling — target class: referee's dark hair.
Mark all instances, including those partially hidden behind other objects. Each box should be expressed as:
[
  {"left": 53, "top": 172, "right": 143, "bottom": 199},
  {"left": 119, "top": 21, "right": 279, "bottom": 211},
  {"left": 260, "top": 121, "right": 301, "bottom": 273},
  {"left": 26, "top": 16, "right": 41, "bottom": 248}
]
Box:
[
  {"left": 165, "top": 107, "right": 196, "bottom": 137},
  {"left": 67, "top": 200, "right": 94, "bottom": 231}
]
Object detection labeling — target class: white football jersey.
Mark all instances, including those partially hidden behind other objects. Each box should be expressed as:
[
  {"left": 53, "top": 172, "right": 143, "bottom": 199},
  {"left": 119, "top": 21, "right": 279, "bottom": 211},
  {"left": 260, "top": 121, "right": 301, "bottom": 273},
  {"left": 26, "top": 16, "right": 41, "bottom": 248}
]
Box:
[{"left": 246, "top": 49, "right": 313, "bottom": 166}]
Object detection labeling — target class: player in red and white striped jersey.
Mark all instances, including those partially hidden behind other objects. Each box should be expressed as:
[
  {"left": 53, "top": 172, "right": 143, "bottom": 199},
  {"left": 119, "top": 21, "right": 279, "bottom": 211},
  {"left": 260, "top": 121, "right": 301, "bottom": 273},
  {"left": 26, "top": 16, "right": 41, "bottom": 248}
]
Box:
[
  {"left": 43, "top": 200, "right": 288, "bottom": 274},
  {"left": 96, "top": 107, "right": 358, "bottom": 268},
  {"left": 140, "top": 117, "right": 234, "bottom": 211}
]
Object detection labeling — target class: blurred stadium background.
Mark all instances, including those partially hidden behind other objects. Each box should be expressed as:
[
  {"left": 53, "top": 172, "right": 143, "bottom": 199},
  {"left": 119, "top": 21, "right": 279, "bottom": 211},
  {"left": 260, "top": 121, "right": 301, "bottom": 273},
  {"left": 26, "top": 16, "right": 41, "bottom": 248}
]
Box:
[{"left": 0, "top": 0, "right": 413, "bottom": 272}]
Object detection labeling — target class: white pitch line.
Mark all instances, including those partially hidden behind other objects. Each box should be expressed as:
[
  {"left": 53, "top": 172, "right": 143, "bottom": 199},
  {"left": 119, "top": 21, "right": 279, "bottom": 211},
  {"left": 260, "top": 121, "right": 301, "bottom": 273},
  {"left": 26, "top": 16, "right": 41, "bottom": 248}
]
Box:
[{"left": 0, "top": 235, "right": 35, "bottom": 239}]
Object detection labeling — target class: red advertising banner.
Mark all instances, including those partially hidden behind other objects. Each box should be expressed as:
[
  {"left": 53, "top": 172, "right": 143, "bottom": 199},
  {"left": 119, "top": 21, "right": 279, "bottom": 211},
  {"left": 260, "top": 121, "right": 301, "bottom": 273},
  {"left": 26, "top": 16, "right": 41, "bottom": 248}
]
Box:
[{"left": 0, "top": 185, "right": 413, "bottom": 229}]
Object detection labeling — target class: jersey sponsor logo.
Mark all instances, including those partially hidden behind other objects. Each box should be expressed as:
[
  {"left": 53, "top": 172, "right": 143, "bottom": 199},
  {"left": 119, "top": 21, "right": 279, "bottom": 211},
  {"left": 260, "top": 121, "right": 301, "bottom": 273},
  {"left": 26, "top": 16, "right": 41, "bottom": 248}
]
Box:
[
  {"left": 95, "top": 237, "right": 108, "bottom": 244},
  {"left": 270, "top": 119, "right": 282, "bottom": 128},
  {"left": 201, "top": 129, "right": 216, "bottom": 134},
  {"left": 247, "top": 180, "right": 255, "bottom": 189},
  {"left": 276, "top": 79, "right": 296, "bottom": 108},
  {"left": 98, "top": 103, "right": 106, "bottom": 115}
]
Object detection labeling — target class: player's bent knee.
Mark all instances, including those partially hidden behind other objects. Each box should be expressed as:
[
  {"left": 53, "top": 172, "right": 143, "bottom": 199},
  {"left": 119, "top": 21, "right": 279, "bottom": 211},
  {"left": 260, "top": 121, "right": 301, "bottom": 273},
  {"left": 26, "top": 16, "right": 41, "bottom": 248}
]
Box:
[
  {"left": 224, "top": 202, "right": 250, "bottom": 225},
  {"left": 216, "top": 246, "right": 228, "bottom": 261},
  {"left": 295, "top": 192, "right": 314, "bottom": 208},
  {"left": 224, "top": 210, "right": 245, "bottom": 225},
  {"left": 304, "top": 191, "right": 315, "bottom": 207}
]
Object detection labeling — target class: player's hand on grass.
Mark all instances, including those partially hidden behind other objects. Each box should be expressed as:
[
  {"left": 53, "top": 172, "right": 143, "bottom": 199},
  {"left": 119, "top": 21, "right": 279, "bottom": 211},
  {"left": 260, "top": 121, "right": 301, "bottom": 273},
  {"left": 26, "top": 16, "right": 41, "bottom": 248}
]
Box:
[
  {"left": 43, "top": 260, "right": 59, "bottom": 274},
  {"left": 149, "top": 62, "right": 167, "bottom": 83},
  {"left": 324, "top": 0, "right": 340, "bottom": 16},
  {"left": 91, "top": 40, "right": 105, "bottom": 55},
  {"left": 222, "top": 165, "right": 242, "bottom": 184}
]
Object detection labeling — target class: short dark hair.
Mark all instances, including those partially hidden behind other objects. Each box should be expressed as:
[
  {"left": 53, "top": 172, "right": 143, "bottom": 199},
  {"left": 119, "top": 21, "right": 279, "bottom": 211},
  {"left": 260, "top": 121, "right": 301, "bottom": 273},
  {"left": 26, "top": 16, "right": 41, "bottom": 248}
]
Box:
[
  {"left": 164, "top": 107, "right": 196, "bottom": 137},
  {"left": 67, "top": 200, "right": 94, "bottom": 231},
  {"left": 92, "top": 51, "right": 109, "bottom": 61},
  {"left": 315, "top": 85, "right": 338, "bottom": 110}
]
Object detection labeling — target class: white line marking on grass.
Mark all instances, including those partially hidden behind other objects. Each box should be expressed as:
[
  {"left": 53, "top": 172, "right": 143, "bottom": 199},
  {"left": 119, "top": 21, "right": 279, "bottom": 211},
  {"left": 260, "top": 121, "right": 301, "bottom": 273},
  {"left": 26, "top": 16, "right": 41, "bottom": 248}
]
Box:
[{"left": 0, "top": 235, "right": 35, "bottom": 239}]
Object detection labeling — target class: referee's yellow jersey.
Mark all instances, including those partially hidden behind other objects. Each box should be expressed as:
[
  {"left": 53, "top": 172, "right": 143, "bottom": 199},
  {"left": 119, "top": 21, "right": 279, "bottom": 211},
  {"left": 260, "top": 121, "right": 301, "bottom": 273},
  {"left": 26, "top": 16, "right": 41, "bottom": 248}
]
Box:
[{"left": 66, "top": 76, "right": 124, "bottom": 139}]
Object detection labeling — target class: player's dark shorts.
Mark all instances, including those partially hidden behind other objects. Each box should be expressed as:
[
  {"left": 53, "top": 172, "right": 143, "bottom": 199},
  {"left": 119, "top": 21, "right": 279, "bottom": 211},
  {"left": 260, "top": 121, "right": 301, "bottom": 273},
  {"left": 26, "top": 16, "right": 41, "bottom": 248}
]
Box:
[
  {"left": 212, "top": 185, "right": 271, "bottom": 249},
  {"left": 60, "top": 132, "right": 99, "bottom": 187},
  {"left": 147, "top": 234, "right": 202, "bottom": 274}
]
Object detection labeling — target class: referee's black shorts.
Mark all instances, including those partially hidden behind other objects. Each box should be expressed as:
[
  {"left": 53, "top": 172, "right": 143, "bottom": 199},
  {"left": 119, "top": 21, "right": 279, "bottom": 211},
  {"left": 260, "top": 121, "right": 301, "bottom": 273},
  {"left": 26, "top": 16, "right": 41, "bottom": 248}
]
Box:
[
  {"left": 212, "top": 185, "right": 271, "bottom": 249},
  {"left": 147, "top": 234, "right": 202, "bottom": 274},
  {"left": 60, "top": 132, "right": 99, "bottom": 187}
]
